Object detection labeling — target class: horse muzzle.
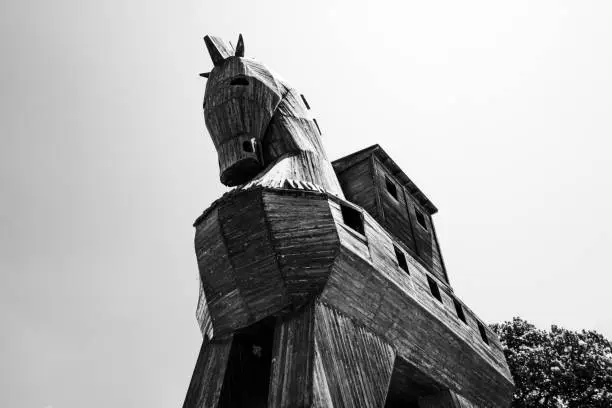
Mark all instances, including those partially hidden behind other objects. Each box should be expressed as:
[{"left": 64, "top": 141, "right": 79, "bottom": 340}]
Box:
[{"left": 217, "top": 135, "right": 263, "bottom": 186}]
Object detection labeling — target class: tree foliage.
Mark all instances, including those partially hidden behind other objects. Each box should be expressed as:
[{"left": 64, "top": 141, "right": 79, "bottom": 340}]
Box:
[{"left": 491, "top": 318, "right": 612, "bottom": 408}]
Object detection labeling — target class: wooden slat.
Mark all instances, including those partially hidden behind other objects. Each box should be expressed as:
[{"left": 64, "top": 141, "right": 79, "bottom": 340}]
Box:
[
  {"left": 268, "top": 305, "right": 317, "bottom": 408},
  {"left": 194, "top": 207, "right": 250, "bottom": 336},
  {"left": 336, "top": 157, "right": 379, "bottom": 218},
  {"left": 320, "top": 245, "right": 513, "bottom": 407},
  {"left": 218, "top": 189, "right": 290, "bottom": 324},
  {"left": 263, "top": 191, "right": 340, "bottom": 306},
  {"left": 182, "top": 336, "right": 233, "bottom": 408},
  {"left": 315, "top": 302, "right": 396, "bottom": 408}
]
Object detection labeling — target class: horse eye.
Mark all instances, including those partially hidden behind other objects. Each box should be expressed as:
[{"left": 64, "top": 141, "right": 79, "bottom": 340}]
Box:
[{"left": 230, "top": 77, "right": 249, "bottom": 86}]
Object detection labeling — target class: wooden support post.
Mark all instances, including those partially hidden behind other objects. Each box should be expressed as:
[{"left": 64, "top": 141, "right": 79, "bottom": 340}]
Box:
[
  {"left": 418, "top": 390, "right": 479, "bottom": 408},
  {"left": 268, "top": 303, "right": 335, "bottom": 408},
  {"left": 183, "top": 336, "right": 233, "bottom": 408},
  {"left": 315, "top": 302, "right": 396, "bottom": 408},
  {"left": 268, "top": 302, "right": 396, "bottom": 408}
]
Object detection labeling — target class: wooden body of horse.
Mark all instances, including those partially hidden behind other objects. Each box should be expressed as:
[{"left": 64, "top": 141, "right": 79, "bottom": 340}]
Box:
[{"left": 183, "top": 35, "right": 514, "bottom": 408}]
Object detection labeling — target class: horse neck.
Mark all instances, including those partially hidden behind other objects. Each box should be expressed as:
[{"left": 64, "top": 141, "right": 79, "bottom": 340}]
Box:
[{"left": 258, "top": 88, "right": 345, "bottom": 197}]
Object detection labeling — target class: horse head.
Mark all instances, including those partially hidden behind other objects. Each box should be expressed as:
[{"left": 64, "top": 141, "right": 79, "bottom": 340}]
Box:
[{"left": 201, "top": 34, "right": 343, "bottom": 196}]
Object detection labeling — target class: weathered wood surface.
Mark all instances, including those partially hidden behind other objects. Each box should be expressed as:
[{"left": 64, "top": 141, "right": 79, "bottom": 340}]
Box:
[
  {"left": 333, "top": 148, "right": 448, "bottom": 283},
  {"left": 263, "top": 191, "right": 340, "bottom": 306},
  {"left": 324, "top": 196, "right": 513, "bottom": 407},
  {"left": 269, "top": 302, "right": 396, "bottom": 408},
  {"left": 188, "top": 34, "right": 513, "bottom": 408},
  {"left": 268, "top": 304, "right": 319, "bottom": 408},
  {"left": 192, "top": 187, "right": 512, "bottom": 406},
  {"left": 194, "top": 188, "right": 340, "bottom": 338},
  {"left": 315, "top": 302, "right": 396, "bottom": 408},
  {"left": 183, "top": 336, "right": 233, "bottom": 408},
  {"left": 194, "top": 206, "right": 249, "bottom": 337},
  {"left": 332, "top": 144, "right": 437, "bottom": 214},
  {"left": 335, "top": 156, "right": 380, "bottom": 219},
  {"left": 202, "top": 35, "right": 344, "bottom": 197}
]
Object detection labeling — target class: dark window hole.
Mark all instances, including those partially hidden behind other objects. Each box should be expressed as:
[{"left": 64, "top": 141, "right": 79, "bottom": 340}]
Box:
[
  {"left": 477, "top": 321, "right": 490, "bottom": 345},
  {"left": 385, "top": 177, "right": 398, "bottom": 200},
  {"left": 242, "top": 140, "right": 254, "bottom": 153},
  {"left": 340, "top": 204, "right": 364, "bottom": 235},
  {"left": 453, "top": 298, "right": 467, "bottom": 324},
  {"left": 394, "top": 245, "right": 409, "bottom": 274},
  {"left": 230, "top": 77, "right": 249, "bottom": 86},
  {"left": 427, "top": 276, "right": 442, "bottom": 303},
  {"left": 415, "top": 209, "right": 428, "bottom": 230},
  {"left": 313, "top": 118, "right": 322, "bottom": 135}
]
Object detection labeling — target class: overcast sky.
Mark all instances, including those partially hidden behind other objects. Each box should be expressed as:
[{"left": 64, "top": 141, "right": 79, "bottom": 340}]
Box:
[{"left": 1, "top": 1, "right": 611, "bottom": 407}]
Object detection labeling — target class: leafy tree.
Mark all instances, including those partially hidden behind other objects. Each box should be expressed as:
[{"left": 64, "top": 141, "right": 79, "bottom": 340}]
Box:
[{"left": 491, "top": 318, "right": 612, "bottom": 408}]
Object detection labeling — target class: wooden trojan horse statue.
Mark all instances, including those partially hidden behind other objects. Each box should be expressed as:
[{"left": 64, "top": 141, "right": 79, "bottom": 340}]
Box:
[{"left": 183, "top": 34, "right": 515, "bottom": 408}]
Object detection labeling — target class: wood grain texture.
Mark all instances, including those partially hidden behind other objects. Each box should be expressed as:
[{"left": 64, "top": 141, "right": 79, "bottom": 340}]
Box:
[
  {"left": 315, "top": 302, "right": 396, "bottom": 408},
  {"left": 202, "top": 39, "right": 344, "bottom": 196},
  {"left": 194, "top": 206, "right": 250, "bottom": 337},
  {"left": 268, "top": 304, "right": 318, "bottom": 408},
  {"left": 188, "top": 34, "right": 513, "bottom": 408},
  {"left": 263, "top": 191, "right": 340, "bottom": 306},
  {"left": 335, "top": 157, "right": 379, "bottom": 219},
  {"left": 218, "top": 189, "right": 289, "bottom": 324},
  {"left": 194, "top": 188, "right": 340, "bottom": 338},
  {"left": 333, "top": 148, "right": 448, "bottom": 283},
  {"left": 332, "top": 144, "right": 437, "bottom": 214},
  {"left": 269, "top": 302, "right": 396, "bottom": 408},
  {"left": 320, "top": 200, "right": 514, "bottom": 406},
  {"left": 192, "top": 188, "right": 513, "bottom": 406},
  {"left": 182, "top": 336, "right": 233, "bottom": 408}
]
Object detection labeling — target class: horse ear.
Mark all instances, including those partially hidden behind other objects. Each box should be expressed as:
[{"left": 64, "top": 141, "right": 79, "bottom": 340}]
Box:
[
  {"left": 204, "top": 35, "right": 235, "bottom": 66},
  {"left": 235, "top": 34, "right": 245, "bottom": 57}
]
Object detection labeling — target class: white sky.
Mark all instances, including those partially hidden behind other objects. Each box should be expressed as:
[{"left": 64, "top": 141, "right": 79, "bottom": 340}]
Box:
[{"left": 1, "top": 1, "right": 611, "bottom": 407}]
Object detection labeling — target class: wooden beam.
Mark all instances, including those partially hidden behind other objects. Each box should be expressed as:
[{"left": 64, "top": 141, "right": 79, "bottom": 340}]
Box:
[
  {"left": 315, "top": 302, "right": 395, "bottom": 408},
  {"left": 182, "top": 336, "right": 233, "bottom": 408},
  {"left": 268, "top": 304, "right": 320, "bottom": 408}
]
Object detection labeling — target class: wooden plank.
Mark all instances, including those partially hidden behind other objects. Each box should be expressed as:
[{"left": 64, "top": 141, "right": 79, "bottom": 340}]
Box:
[
  {"left": 218, "top": 189, "right": 290, "bottom": 324},
  {"left": 335, "top": 157, "right": 379, "bottom": 218},
  {"left": 194, "top": 207, "right": 250, "bottom": 336},
  {"left": 263, "top": 191, "right": 340, "bottom": 306},
  {"left": 182, "top": 336, "right": 233, "bottom": 408},
  {"left": 315, "top": 302, "right": 396, "bottom": 408},
  {"left": 268, "top": 304, "right": 318, "bottom": 408},
  {"left": 320, "top": 243, "right": 513, "bottom": 407}
]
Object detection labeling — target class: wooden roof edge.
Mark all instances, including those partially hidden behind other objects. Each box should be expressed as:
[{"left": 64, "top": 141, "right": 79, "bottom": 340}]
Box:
[{"left": 332, "top": 144, "right": 439, "bottom": 215}]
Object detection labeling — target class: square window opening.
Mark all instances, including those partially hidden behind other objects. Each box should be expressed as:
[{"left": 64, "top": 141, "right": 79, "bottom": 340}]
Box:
[
  {"left": 415, "top": 208, "right": 428, "bottom": 230},
  {"left": 426, "top": 276, "right": 442, "bottom": 303},
  {"left": 477, "top": 321, "right": 489, "bottom": 345},
  {"left": 385, "top": 177, "right": 398, "bottom": 200},
  {"left": 453, "top": 298, "right": 467, "bottom": 324},
  {"left": 393, "top": 245, "right": 409, "bottom": 274},
  {"left": 340, "top": 204, "right": 364, "bottom": 235}
]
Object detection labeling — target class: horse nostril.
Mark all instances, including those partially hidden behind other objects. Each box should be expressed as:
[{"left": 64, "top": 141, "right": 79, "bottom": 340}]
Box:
[
  {"left": 242, "top": 140, "right": 254, "bottom": 153},
  {"left": 230, "top": 77, "right": 249, "bottom": 86}
]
